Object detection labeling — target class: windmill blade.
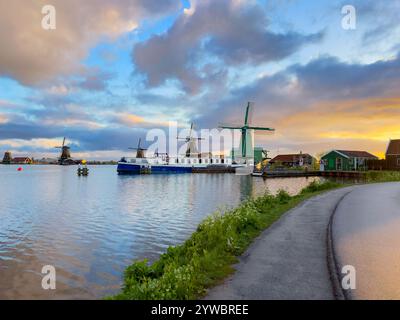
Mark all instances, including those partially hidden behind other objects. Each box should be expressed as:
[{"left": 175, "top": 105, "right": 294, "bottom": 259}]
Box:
[
  {"left": 247, "top": 126, "right": 275, "bottom": 131},
  {"left": 138, "top": 138, "right": 142, "bottom": 149},
  {"left": 220, "top": 126, "right": 243, "bottom": 129},
  {"left": 129, "top": 147, "right": 148, "bottom": 150},
  {"left": 218, "top": 122, "right": 243, "bottom": 129},
  {"left": 188, "top": 122, "right": 193, "bottom": 141},
  {"left": 244, "top": 102, "right": 251, "bottom": 126},
  {"left": 62, "top": 137, "right": 66, "bottom": 147}
]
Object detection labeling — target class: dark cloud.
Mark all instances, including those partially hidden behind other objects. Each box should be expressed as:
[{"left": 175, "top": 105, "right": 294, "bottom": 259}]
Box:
[
  {"left": 195, "top": 51, "right": 400, "bottom": 128},
  {"left": 290, "top": 54, "right": 400, "bottom": 101},
  {"left": 0, "top": 120, "right": 148, "bottom": 152},
  {"left": 133, "top": 0, "right": 323, "bottom": 94},
  {"left": 347, "top": 0, "right": 400, "bottom": 46}
]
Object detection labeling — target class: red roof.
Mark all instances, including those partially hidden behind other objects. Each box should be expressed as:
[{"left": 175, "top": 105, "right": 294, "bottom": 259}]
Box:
[
  {"left": 270, "top": 153, "right": 312, "bottom": 163},
  {"left": 386, "top": 140, "right": 400, "bottom": 155},
  {"left": 336, "top": 150, "right": 378, "bottom": 159}
]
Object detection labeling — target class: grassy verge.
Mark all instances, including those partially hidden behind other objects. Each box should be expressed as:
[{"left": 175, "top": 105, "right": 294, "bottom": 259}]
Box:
[
  {"left": 364, "top": 170, "right": 400, "bottom": 183},
  {"left": 111, "top": 180, "right": 342, "bottom": 300}
]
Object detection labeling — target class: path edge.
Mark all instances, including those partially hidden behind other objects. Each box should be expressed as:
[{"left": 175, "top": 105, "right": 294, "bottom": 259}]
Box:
[{"left": 326, "top": 189, "right": 353, "bottom": 300}]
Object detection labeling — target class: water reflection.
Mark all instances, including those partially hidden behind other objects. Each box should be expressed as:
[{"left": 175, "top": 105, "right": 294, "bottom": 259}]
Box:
[{"left": 0, "top": 165, "right": 322, "bottom": 299}]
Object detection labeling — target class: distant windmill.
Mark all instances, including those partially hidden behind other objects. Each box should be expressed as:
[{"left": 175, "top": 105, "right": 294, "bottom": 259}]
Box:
[
  {"left": 129, "top": 138, "right": 147, "bottom": 158},
  {"left": 177, "top": 122, "right": 204, "bottom": 157},
  {"left": 219, "top": 102, "right": 275, "bottom": 160},
  {"left": 2, "top": 151, "right": 12, "bottom": 164},
  {"left": 55, "top": 137, "right": 72, "bottom": 165}
]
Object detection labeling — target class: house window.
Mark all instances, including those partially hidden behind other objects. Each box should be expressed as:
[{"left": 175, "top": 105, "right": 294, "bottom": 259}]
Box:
[{"left": 397, "top": 158, "right": 400, "bottom": 166}]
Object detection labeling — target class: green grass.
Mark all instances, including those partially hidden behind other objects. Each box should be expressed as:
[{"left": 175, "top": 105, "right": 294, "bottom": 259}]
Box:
[
  {"left": 364, "top": 170, "right": 400, "bottom": 183},
  {"left": 111, "top": 173, "right": 400, "bottom": 300},
  {"left": 111, "top": 180, "right": 342, "bottom": 300}
]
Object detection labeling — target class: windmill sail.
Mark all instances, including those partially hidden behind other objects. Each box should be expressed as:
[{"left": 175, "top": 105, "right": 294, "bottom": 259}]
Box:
[{"left": 219, "top": 102, "right": 275, "bottom": 162}]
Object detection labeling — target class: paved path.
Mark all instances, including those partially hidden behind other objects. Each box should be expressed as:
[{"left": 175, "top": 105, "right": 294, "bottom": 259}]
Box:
[
  {"left": 206, "top": 187, "right": 355, "bottom": 300},
  {"left": 332, "top": 182, "right": 400, "bottom": 300}
]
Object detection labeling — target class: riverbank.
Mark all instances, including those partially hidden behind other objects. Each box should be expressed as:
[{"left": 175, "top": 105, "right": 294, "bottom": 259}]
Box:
[
  {"left": 112, "top": 180, "right": 343, "bottom": 300},
  {"left": 112, "top": 171, "right": 400, "bottom": 300}
]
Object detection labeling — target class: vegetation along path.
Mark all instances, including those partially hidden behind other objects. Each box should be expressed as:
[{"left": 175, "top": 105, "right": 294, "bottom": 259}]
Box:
[{"left": 206, "top": 186, "right": 355, "bottom": 300}]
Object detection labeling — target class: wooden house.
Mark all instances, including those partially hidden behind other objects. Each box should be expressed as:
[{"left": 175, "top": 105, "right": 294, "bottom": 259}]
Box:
[{"left": 321, "top": 150, "right": 378, "bottom": 171}]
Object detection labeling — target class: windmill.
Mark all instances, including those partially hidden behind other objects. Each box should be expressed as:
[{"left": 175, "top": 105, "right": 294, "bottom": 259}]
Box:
[
  {"left": 219, "top": 102, "right": 275, "bottom": 162},
  {"left": 55, "top": 137, "right": 72, "bottom": 165},
  {"left": 129, "top": 138, "right": 147, "bottom": 158},
  {"left": 2, "top": 151, "right": 12, "bottom": 164},
  {"left": 177, "top": 122, "right": 204, "bottom": 157}
]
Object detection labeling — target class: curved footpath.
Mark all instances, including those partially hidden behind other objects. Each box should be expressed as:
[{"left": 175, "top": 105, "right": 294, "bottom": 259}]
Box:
[
  {"left": 206, "top": 182, "right": 400, "bottom": 300},
  {"left": 332, "top": 182, "right": 400, "bottom": 300},
  {"left": 206, "top": 186, "right": 355, "bottom": 300}
]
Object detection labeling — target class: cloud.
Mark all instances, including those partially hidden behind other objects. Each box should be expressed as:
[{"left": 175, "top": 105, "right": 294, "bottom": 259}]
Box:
[
  {"left": 289, "top": 55, "right": 400, "bottom": 101},
  {"left": 0, "top": 0, "right": 180, "bottom": 86},
  {"left": 112, "top": 112, "right": 172, "bottom": 128},
  {"left": 0, "top": 114, "right": 8, "bottom": 124},
  {"left": 0, "top": 137, "right": 76, "bottom": 149},
  {"left": 0, "top": 120, "right": 147, "bottom": 152},
  {"left": 133, "top": 0, "right": 323, "bottom": 93}
]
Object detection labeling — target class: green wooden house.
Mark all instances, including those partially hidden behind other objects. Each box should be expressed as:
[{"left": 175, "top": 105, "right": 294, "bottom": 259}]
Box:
[{"left": 321, "top": 150, "right": 378, "bottom": 171}]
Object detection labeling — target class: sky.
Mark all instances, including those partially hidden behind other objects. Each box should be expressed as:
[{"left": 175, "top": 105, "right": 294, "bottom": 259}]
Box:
[{"left": 0, "top": 0, "right": 399, "bottom": 160}]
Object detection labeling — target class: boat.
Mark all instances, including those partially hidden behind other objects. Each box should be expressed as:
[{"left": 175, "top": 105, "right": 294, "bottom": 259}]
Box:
[
  {"left": 117, "top": 135, "right": 238, "bottom": 175},
  {"left": 117, "top": 155, "right": 236, "bottom": 174}
]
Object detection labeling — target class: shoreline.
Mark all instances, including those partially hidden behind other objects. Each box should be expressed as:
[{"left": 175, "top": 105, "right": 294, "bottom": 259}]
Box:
[
  {"left": 112, "top": 171, "right": 400, "bottom": 300},
  {"left": 111, "top": 180, "right": 344, "bottom": 300}
]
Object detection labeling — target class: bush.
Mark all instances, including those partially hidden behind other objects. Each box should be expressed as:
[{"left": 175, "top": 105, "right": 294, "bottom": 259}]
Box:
[
  {"left": 300, "top": 180, "right": 341, "bottom": 194},
  {"left": 365, "top": 171, "right": 400, "bottom": 183}
]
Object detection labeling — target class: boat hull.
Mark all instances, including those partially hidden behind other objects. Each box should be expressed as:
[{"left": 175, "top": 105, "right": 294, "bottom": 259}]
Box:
[{"left": 117, "top": 162, "right": 192, "bottom": 174}]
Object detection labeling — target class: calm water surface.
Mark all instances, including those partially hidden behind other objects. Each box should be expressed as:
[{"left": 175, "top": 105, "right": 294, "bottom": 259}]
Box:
[{"left": 0, "top": 165, "right": 322, "bottom": 299}]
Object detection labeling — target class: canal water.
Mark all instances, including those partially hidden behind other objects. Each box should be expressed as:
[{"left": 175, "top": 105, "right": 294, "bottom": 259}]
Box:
[{"left": 0, "top": 165, "right": 323, "bottom": 299}]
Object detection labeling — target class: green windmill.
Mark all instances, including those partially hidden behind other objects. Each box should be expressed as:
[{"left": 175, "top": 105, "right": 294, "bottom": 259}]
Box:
[{"left": 219, "top": 102, "right": 275, "bottom": 162}]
